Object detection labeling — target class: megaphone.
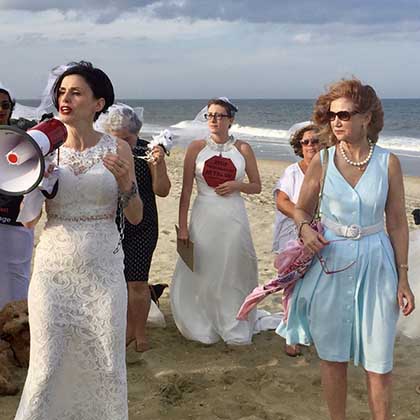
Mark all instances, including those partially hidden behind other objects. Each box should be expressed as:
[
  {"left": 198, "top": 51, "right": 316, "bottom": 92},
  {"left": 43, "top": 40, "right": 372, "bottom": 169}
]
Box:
[{"left": 0, "top": 118, "right": 67, "bottom": 196}]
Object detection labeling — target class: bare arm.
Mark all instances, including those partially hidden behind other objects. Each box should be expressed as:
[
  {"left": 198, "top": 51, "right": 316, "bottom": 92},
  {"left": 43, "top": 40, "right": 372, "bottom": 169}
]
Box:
[
  {"left": 178, "top": 140, "right": 205, "bottom": 241},
  {"left": 22, "top": 163, "right": 56, "bottom": 228},
  {"left": 23, "top": 211, "right": 42, "bottom": 229},
  {"left": 214, "top": 140, "right": 261, "bottom": 196},
  {"left": 294, "top": 152, "right": 329, "bottom": 252},
  {"left": 148, "top": 145, "right": 171, "bottom": 197},
  {"left": 385, "top": 153, "right": 414, "bottom": 315},
  {"left": 276, "top": 190, "right": 295, "bottom": 218}
]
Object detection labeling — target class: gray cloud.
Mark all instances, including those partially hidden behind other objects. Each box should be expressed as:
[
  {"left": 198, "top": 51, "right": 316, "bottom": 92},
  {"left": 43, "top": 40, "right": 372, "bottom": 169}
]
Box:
[
  {"left": 1, "top": 0, "right": 420, "bottom": 25},
  {"left": 0, "top": 1, "right": 154, "bottom": 11},
  {"left": 151, "top": 0, "right": 420, "bottom": 25}
]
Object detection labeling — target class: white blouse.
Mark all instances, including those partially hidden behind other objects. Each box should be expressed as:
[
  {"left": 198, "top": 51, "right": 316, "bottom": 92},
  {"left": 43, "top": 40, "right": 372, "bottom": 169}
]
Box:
[{"left": 272, "top": 162, "right": 304, "bottom": 253}]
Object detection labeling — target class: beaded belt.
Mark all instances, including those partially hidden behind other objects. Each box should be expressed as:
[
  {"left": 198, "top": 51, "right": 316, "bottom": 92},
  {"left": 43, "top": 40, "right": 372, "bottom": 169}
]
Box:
[
  {"left": 48, "top": 214, "right": 114, "bottom": 222},
  {"left": 321, "top": 217, "right": 383, "bottom": 240}
]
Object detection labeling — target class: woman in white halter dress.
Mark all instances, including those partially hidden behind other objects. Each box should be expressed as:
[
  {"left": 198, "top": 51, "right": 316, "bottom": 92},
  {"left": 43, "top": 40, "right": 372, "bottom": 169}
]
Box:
[
  {"left": 15, "top": 62, "right": 142, "bottom": 420},
  {"left": 171, "top": 98, "right": 262, "bottom": 345}
]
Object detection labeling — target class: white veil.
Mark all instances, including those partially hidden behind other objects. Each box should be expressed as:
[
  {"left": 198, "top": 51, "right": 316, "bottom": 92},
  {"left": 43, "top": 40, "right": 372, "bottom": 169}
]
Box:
[
  {"left": 168, "top": 105, "right": 209, "bottom": 144},
  {"left": 168, "top": 97, "right": 238, "bottom": 144},
  {"left": 2, "top": 65, "right": 72, "bottom": 122}
]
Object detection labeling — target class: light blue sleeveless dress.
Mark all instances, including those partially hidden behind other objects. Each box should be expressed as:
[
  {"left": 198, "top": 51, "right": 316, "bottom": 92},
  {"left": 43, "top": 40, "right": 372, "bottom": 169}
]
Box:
[{"left": 277, "top": 145, "right": 399, "bottom": 374}]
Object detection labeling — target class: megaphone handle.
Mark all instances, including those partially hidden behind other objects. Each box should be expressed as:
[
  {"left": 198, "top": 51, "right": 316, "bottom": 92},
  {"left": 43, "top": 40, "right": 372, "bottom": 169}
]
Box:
[{"left": 40, "top": 180, "right": 59, "bottom": 200}]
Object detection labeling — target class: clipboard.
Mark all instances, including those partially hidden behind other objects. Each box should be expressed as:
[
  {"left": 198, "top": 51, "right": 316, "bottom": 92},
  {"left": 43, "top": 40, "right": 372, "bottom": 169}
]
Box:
[{"left": 175, "top": 225, "right": 194, "bottom": 271}]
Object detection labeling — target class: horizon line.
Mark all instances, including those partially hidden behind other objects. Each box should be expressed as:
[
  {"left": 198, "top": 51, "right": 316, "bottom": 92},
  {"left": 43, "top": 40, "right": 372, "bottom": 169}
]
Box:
[{"left": 16, "top": 97, "right": 420, "bottom": 101}]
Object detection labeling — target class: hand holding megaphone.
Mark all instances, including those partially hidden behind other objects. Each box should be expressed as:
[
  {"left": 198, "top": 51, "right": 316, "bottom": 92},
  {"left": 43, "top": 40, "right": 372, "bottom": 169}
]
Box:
[
  {"left": 0, "top": 118, "right": 67, "bottom": 196},
  {"left": 17, "top": 156, "right": 60, "bottom": 224}
]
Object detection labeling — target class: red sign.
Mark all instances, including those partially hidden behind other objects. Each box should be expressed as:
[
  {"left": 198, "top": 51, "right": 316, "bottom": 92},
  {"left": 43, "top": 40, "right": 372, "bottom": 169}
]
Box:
[{"left": 202, "top": 155, "right": 237, "bottom": 188}]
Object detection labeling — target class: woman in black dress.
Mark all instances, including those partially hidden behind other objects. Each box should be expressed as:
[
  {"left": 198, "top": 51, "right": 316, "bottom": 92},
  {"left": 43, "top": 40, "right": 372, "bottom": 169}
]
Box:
[{"left": 102, "top": 104, "right": 171, "bottom": 351}]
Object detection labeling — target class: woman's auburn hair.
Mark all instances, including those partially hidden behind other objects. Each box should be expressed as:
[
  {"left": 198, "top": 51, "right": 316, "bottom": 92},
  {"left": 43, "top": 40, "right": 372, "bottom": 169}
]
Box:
[{"left": 312, "top": 78, "right": 384, "bottom": 146}]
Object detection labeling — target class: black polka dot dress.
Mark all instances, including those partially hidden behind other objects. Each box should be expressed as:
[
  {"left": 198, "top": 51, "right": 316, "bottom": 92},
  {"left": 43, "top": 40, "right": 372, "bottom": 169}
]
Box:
[{"left": 118, "top": 138, "right": 158, "bottom": 282}]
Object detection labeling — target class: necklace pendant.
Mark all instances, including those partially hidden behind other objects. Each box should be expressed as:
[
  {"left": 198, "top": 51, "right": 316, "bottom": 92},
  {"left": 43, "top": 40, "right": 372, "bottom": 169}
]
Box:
[{"left": 207, "top": 135, "right": 236, "bottom": 152}]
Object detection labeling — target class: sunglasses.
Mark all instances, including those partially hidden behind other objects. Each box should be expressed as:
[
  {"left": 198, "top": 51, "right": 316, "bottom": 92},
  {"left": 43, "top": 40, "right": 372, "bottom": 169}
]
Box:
[
  {"left": 316, "top": 238, "right": 357, "bottom": 275},
  {"left": 300, "top": 138, "right": 320, "bottom": 146},
  {"left": 317, "top": 253, "right": 355, "bottom": 275},
  {"left": 0, "top": 101, "right": 12, "bottom": 110},
  {"left": 327, "top": 110, "right": 358, "bottom": 122}
]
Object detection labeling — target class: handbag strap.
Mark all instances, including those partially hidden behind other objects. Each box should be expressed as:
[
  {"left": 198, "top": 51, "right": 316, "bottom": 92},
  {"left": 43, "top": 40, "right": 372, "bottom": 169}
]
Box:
[{"left": 314, "top": 148, "right": 329, "bottom": 221}]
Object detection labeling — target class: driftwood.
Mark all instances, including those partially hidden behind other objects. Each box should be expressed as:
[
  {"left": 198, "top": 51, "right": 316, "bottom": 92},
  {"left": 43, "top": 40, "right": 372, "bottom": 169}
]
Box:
[{"left": 0, "top": 300, "right": 30, "bottom": 396}]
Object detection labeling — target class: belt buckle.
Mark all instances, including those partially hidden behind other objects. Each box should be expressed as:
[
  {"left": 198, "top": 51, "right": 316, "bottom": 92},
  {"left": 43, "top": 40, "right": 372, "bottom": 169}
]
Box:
[{"left": 346, "top": 224, "right": 361, "bottom": 240}]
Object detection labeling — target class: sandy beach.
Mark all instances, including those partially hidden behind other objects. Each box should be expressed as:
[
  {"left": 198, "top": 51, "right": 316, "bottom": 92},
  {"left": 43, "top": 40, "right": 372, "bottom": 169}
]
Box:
[{"left": 1, "top": 148, "right": 420, "bottom": 420}]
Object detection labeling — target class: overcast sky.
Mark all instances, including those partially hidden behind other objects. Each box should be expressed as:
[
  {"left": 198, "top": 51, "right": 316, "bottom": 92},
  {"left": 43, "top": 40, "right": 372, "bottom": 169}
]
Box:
[{"left": 1, "top": 1, "right": 420, "bottom": 99}]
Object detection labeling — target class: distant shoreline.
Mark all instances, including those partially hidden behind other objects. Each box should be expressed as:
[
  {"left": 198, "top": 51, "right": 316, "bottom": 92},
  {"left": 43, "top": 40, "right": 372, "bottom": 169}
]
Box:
[{"left": 16, "top": 97, "right": 420, "bottom": 101}]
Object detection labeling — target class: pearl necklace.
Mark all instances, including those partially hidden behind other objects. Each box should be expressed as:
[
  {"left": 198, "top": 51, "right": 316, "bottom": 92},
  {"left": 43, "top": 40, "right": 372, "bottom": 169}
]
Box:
[{"left": 339, "top": 141, "right": 374, "bottom": 170}]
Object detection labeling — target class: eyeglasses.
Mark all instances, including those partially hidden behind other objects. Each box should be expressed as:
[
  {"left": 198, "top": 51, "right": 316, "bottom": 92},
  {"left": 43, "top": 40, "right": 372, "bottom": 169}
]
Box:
[
  {"left": 317, "top": 253, "right": 355, "bottom": 275},
  {"left": 300, "top": 138, "right": 320, "bottom": 146},
  {"left": 317, "top": 238, "right": 356, "bottom": 275},
  {"left": 327, "top": 110, "right": 358, "bottom": 122},
  {"left": 204, "top": 113, "right": 230, "bottom": 121},
  {"left": 0, "top": 101, "right": 11, "bottom": 110}
]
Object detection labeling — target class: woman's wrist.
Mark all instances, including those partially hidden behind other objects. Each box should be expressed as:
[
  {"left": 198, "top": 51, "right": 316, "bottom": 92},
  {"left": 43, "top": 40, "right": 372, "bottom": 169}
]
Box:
[
  {"left": 118, "top": 178, "right": 133, "bottom": 193},
  {"left": 120, "top": 182, "right": 138, "bottom": 208},
  {"left": 297, "top": 220, "right": 312, "bottom": 238},
  {"left": 239, "top": 181, "right": 260, "bottom": 194},
  {"left": 397, "top": 263, "right": 409, "bottom": 271}
]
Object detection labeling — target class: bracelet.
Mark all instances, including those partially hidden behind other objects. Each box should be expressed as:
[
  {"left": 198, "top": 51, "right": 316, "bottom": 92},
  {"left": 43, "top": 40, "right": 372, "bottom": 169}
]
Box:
[
  {"left": 398, "top": 263, "right": 409, "bottom": 271},
  {"left": 297, "top": 220, "right": 312, "bottom": 238},
  {"left": 120, "top": 181, "right": 138, "bottom": 209}
]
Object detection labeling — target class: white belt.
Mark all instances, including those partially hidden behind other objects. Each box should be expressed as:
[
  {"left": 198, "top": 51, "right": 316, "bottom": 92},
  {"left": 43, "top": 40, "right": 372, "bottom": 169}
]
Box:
[
  {"left": 48, "top": 214, "right": 114, "bottom": 222},
  {"left": 321, "top": 217, "right": 384, "bottom": 240}
]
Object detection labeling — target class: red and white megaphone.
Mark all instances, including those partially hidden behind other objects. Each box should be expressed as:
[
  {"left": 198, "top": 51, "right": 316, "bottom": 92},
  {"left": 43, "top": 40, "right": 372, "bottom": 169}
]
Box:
[{"left": 0, "top": 118, "right": 67, "bottom": 196}]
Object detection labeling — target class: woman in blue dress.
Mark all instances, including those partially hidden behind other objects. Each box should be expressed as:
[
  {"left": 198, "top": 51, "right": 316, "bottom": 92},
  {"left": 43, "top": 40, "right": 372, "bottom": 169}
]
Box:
[{"left": 277, "top": 79, "right": 415, "bottom": 420}]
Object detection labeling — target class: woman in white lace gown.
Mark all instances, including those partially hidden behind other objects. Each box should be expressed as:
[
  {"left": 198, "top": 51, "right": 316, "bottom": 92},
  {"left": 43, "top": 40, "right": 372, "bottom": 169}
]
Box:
[
  {"left": 15, "top": 62, "right": 143, "bottom": 420},
  {"left": 171, "top": 98, "right": 262, "bottom": 345}
]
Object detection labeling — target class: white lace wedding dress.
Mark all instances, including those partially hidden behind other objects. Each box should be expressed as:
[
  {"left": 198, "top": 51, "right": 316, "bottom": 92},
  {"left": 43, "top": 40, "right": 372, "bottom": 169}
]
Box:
[
  {"left": 15, "top": 134, "right": 128, "bottom": 420},
  {"left": 397, "top": 229, "right": 420, "bottom": 339}
]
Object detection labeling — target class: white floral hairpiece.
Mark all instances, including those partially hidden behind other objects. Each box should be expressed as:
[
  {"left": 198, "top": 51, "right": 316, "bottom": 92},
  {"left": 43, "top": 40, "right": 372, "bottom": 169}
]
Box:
[{"left": 218, "top": 96, "right": 238, "bottom": 112}]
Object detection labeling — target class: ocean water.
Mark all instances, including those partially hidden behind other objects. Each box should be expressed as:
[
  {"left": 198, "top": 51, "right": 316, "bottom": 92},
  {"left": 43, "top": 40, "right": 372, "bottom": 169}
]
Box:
[{"left": 19, "top": 99, "right": 420, "bottom": 176}]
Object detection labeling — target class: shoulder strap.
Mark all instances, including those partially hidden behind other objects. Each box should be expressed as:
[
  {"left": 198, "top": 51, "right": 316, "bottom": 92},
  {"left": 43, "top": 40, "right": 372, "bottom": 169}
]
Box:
[{"left": 314, "top": 148, "right": 329, "bottom": 220}]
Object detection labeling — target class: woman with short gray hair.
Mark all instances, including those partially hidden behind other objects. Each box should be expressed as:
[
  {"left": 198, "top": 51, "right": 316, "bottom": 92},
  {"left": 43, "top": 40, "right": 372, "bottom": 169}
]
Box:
[{"left": 101, "top": 105, "right": 143, "bottom": 135}]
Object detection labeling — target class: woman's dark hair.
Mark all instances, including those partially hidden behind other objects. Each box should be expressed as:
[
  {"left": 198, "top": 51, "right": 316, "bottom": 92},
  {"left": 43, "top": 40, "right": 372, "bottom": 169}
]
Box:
[
  {"left": 52, "top": 61, "right": 114, "bottom": 121},
  {"left": 290, "top": 124, "right": 318, "bottom": 158},
  {"left": 0, "top": 88, "right": 15, "bottom": 124},
  {"left": 207, "top": 98, "right": 237, "bottom": 118}
]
